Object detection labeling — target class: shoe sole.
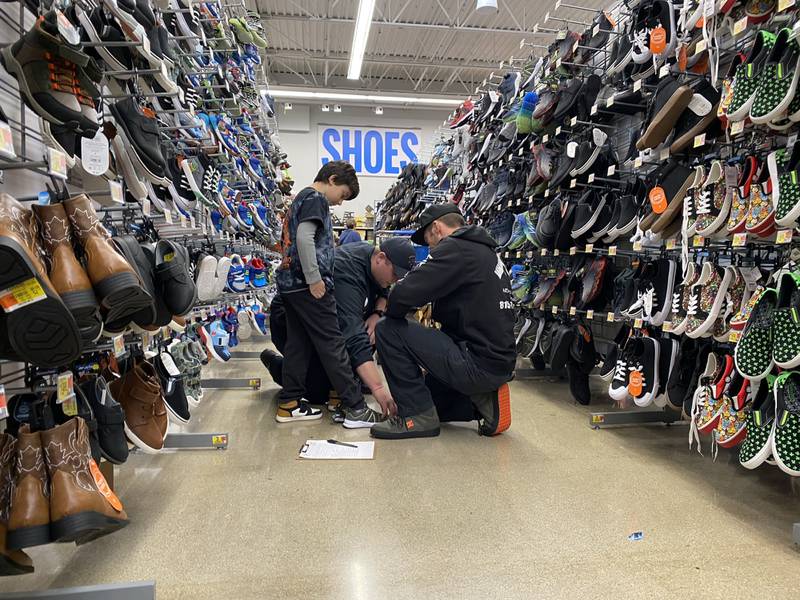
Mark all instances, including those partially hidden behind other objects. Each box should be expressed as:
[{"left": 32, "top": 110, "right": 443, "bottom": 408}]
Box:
[
  {"left": 370, "top": 426, "right": 441, "bottom": 439},
  {"left": 669, "top": 108, "right": 720, "bottom": 154},
  {"left": 61, "top": 289, "right": 103, "bottom": 345},
  {"left": 0, "top": 553, "right": 34, "bottom": 576},
  {"left": 123, "top": 421, "right": 163, "bottom": 454},
  {"left": 275, "top": 412, "right": 323, "bottom": 423},
  {"left": 638, "top": 87, "right": 694, "bottom": 150},
  {"left": 95, "top": 270, "right": 155, "bottom": 330},
  {"left": 343, "top": 418, "right": 380, "bottom": 429},
  {"left": 164, "top": 398, "right": 190, "bottom": 425},
  {"left": 6, "top": 522, "right": 51, "bottom": 550},
  {"left": 0, "top": 238, "right": 82, "bottom": 366},
  {"left": 50, "top": 511, "right": 129, "bottom": 546}
]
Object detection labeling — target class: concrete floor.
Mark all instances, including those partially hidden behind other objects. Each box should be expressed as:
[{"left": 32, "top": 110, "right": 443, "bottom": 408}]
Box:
[{"left": 3, "top": 339, "right": 800, "bottom": 599}]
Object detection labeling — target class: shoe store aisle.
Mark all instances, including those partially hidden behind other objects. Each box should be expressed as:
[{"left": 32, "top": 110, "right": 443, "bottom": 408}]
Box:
[{"left": 4, "top": 346, "right": 799, "bottom": 599}]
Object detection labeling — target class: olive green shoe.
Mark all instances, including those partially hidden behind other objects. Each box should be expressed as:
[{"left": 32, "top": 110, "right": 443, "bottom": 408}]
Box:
[{"left": 370, "top": 408, "right": 440, "bottom": 439}]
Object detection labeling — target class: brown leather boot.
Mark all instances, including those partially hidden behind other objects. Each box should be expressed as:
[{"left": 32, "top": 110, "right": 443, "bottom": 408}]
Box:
[
  {"left": 0, "top": 433, "right": 34, "bottom": 576},
  {"left": 31, "top": 202, "right": 102, "bottom": 344},
  {"left": 0, "top": 193, "right": 81, "bottom": 366},
  {"left": 41, "top": 417, "right": 129, "bottom": 545},
  {"left": 108, "top": 361, "right": 168, "bottom": 453},
  {"left": 6, "top": 426, "right": 51, "bottom": 550},
  {"left": 62, "top": 194, "right": 153, "bottom": 332}
]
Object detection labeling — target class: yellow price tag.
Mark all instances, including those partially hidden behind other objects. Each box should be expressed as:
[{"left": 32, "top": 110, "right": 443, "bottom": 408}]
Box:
[
  {"left": 694, "top": 39, "right": 707, "bottom": 56},
  {"left": 0, "top": 278, "right": 46, "bottom": 313},
  {"left": 777, "top": 229, "right": 793, "bottom": 244},
  {"left": 591, "top": 414, "right": 605, "bottom": 424},
  {"left": 608, "top": 246, "right": 617, "bottom": 256},
  {"left": 730, "top": 120, "right": 745, "bottom": 135},
  {"left": 47, "top": 147, "right": 67, "bottom": 179},
  {"left": 634, "top": 318, "right": 643, "bottom": 329},
  {"left": 733, "top": 16, "right": 748, "bottom": 35},
  {"left": 212, "top": 434, "right": 228, "bottom": 446},
  {"left": 662, "top": 321, "right": 673, "bottom": 332},
  {"left": 733, "top": 232, "right": 747, "bottom": 247},
  {"left": 570, "top": 246, "right": 577, "bottom": 255},
  {"left": 692, "top": 235, "right": 705, "bottom": 247},
  {"left": 729, "top": 331, "right": 742, "bottom": 343},
  {"left": 113, "top": 335, "right": 125, "bottom": 356},
  {"left": 569, "top": 306, "right": 577, "bottom": 316},
  {"left": 551, "top": 306, "right": 558, "bottom": 315},
  {"left": 665, "top": 238, "right": 677, "bottom": 250},
  {"left": 586, "top": 310, "right": 594, "bottom": 320},
  {"left": 633, "top": 241, "right": 643, "bottom": 252},
  {"left": 57, "top": 371, "right": 74, "bottom": 403},
  {"left": 585, "top": 243, "right": 594, "bottom": 253},
  {"left": 693, "top": 133, "right": 706, "bottom": 148},
  {"left": 779, "top": 0, "right": 795, "bottom": 11},
  {"left": 607, "top": 312, "right": 615, "bottom": 322}
]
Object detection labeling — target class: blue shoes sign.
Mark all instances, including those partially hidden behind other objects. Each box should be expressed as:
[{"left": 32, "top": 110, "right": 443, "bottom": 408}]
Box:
[{"left": 319, "top": 126, "right": 420, "bottom": 176}]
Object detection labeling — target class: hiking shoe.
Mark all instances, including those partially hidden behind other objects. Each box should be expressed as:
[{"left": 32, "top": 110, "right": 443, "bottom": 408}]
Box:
[
  {"left": 734, "top": 287, "right": 777, "bottom": 380},
  {"left": 771, "top": 144, "right": 800, "bottom": 228},
  {"left": 637, "top": 76, "right": 694, "bottom": 151},
  {"left": 750, "top": 28, "right": 800, "bottom": 124},
  {"left": 772, "top": 271, "right": 800, "bottom": 369},
  {"left": 772, "top": 371, "right": 800, "bottom": 476},
  {"left": 471, "top": 383, "right": 512, "bottom": 435},
  {"left": 728, "top": 29, "right": 777, "bottom": 122},
  {"left": 275, "top": 400, "right": 323, "bottom": 423},
  {"left": 370, "top": 408, "right": 441, "bottom": 439},
  {"left": 342, "top": 404, "right": 386, "bottom": 429},
  {"left": 1, "top": 11, "right": 101, "bottom": 134},
  {"left": 740, "top": 375, "right": 777, "bottom": 469}
]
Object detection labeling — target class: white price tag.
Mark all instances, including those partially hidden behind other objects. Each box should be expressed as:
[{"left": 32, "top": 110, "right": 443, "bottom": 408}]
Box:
[
  {"left": 586, "top": 310, "right": 594, "bottom": 320},
  {"left": 570, "top": 116, "right": 577, "bottom": 127},
  {"left": 47, "top": 147, "right": 67, "bottom": 179},
  {"left": 553, "top": 249, "right": 560, "bottom": 256},
  {"left": 585, "top": 243, "right": 594, "bottom": 253},
  {"left": 633, "top": 79, "right": 642, "bottom": 92},
  {"left": 733, "top": 16, "right": 748, "bottom": 36},
  {"left": 730, "top": 120, "right": 745, "bottom": 135},
  {"left": 587, "top": 173, "right": 595, "bottom": 183},
  {"left": 570, "top": 179, "right": 577, "bottom": 188},
  {"left": 633, "top": 241, "right": 643, "bottom": 252},
  {"left": 606, "top": 96, "right": 615, "bottom": 107},
  {"left": 109, "top": 181, "right": 123, "bottom": 204},
  {"left": 659, "top": 64, "right": 669, "bottom": 78},
  {"left": 694, "top": 39, "right": 707, "bottom": 56},
  {"left": 552, "top": 305, "right": 558, "bottom": 315},
  {"left": 607, "top": 165, "right": 616, "bottom": 177},
  {"left": 164, "top": 209, "right": 173, "bottom": 224},
  {"left": 634, "top": 157, "right": 643, "bottom": 168},
  {"left": 555, "top": 127, "right": 561, "bottom": 136},
  {"left": 142, "top": 197, "right": 151, "bottom": 217},
  {"left": 0, "top": 120, "right": 15, "bottom": 159},
  {"left": 113, "top": 335, "right": 125, "bottom": 356},
  {"left": 570, "top": 246, "right": 577, "bottom": 255},
  {"left": 606, "top": 312, "right": 615, "bottom": 322},
  {"left": 80, "top": 129, "right": 109, "bottom": 176},
  {"left": 660, "top": 148, "right": 670, "bottom": 161},
  {"left": 543, "top": 135, "right": 550, "bottom": 143},
  {"left": 541, "top": 248, "right": 548, "bottom": 256},
  {"left": 591, "top": 104, "right": 598, "bottom": 116},
  {"left": 180, "top": 214, "right": 187, "bottom": 228},
  {"left": 569, "top": 306, "right": 577, "bottom": 316},
  {"left": 693, "top": 133, "right": 706, "bottom": 148}
]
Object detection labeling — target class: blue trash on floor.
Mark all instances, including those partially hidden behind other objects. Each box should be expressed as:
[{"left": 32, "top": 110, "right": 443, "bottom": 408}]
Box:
[{"left": 628, "top": 531, "right": 644, "bottom": 541}]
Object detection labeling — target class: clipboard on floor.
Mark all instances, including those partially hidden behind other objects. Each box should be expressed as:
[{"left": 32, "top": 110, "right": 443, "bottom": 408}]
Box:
[{"left": 298, "top": 439, "right": 375, "bottom": 460}]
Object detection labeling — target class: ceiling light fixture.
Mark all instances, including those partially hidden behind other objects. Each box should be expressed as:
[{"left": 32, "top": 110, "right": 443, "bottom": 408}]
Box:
[
  {"left": 268, "top": 88, "right": 462, "bottom": 107},
  {"left": 375, "top": 106, "right": 383, "bottom": 115},
  {"left": 334, "top": 104, "right": 342, "bottom": 113},
  {"left": 347, "top": 0, "right": 376, "bottom": 80},
  {"left": 321, "top": 104, "right": 330, "bottom": 112},
  {"left": 284, "top": 102, "right": 293, "bottom": 111},
  {"left": 475, "top": 0, "right": 498, "bottom": 13}
]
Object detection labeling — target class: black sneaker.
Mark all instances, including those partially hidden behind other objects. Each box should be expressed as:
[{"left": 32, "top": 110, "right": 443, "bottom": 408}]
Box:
[
  {"left": 654, "top": 337, "right": 679, "bottom": 405},
  {"left": 548, "top": 143, "right": 578, "bottom": 190},
  {"left": 646, "top": 258, "right": 677, "bottom": 326},
  {"left": 153, "top": 352, "right": 191, "bottom": 425},
  {"left": 586, "top": 201, "right": 614, "bottom": 243},
  {"left": 669, "top": 79, "right": 721, "bottom": 154},
  {"left": 571, "top": 189, "right": 607, "bottom": 237},
  {"left": 570, "top": 128, "right": 609, "bottom": 177},
  {"left": 627, "top": 336, "right": 660, "bottom": 407},
  {"left": 370, "top": 409, "right": 441, "bottom": 439},
  {"left": 109, "top": 97, "right": 167, "bottom": 182},
  {"left": 637, "top": 76, "right": 694, "bottom": 151},
  {"left": 649, "top": 160, "right": 695, "bottom": 233},
  {"left": 80, "top": 376, "right": 129, "bottom": 465},
  {"left": 608, "top": 346, "right": 630, "bottom": 401},
  {"left": 472, "top": 383, "right": 512, "bottom": 435},
  {"left": 154, "top": 240, "right": 197, "bottom": 317}
]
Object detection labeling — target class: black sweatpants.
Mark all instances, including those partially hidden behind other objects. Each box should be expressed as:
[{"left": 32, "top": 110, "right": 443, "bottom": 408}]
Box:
[
  {"left": 278, "top": 289, "right": 363, "bottom": 409},
  {"left": 264, "top": 298, "right": 330, "bottom": 405},
  {"left": 375, "top": 316, "right": 510, "bottom": 418}
]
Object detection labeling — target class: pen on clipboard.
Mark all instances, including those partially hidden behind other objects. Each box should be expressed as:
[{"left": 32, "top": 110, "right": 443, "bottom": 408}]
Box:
[{"left": 327, "top": 439, "right": 358, "bottom": 449}]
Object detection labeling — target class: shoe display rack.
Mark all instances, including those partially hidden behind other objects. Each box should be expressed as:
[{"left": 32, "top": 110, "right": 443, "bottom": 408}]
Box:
[
  {"left": 387, "top": 0, "right": 800, "bottom": 500},
  {"left": 0, "top": 0, "right": 292, "bottom": 582}
]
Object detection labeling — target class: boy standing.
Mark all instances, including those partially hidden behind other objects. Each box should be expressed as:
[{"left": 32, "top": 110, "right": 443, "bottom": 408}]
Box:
[{"left": 274, "top": 161, "right": 385, "bottom": 428}]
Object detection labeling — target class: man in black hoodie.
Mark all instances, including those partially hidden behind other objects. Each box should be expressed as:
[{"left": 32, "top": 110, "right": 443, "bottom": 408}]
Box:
[{"left": 371, "top": 204, "right": 516, "bottom": 440}]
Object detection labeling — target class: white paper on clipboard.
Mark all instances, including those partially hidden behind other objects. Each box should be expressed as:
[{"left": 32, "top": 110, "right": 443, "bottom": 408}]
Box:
[{"left": 299, "top": 440, "right": 375, "bottom": 460}]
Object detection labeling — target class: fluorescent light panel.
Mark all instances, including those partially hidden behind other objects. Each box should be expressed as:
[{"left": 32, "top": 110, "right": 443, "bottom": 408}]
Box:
[
  {"left": 347, "top": 0, "right": 376, "bottom": 80},
  {"left": 267, "top": 89, "right": 461, "bottom": 106}
]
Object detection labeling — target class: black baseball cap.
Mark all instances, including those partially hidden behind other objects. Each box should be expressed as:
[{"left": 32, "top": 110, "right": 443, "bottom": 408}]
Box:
[
  {"left": 380, "top": 237, "right": 416, "bottom": 278},
  {"left": 411, "top": 203, "right": 462, "bottom": 245}
]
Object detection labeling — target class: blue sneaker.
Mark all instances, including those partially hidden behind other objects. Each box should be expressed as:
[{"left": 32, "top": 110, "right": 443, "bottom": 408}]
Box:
[
  {"left": 226, "top": 254, "right": 247, "bottom": 292},
  {"left": 506, "top": 214, "right": 528, "bottom": 249},
  {"left": 210, "top": 209, "right": 223, "bottom": 232},
  {"left": 251, "top": 305, "right": 268, "bottom": 334},
  {"left": 248, "top": 257, "right": 268, "bottom": 288},
  {"left": 522, "top": 211, "right": 539, "bottom": 246},
  {"left": 200, "top": 321, "right": 231, "bottom": 362},
  {"left": 222, "top": 310, "right": 239, "bottom": 347},
  {"left": 236, "top": 202, "right": 255, "bottom": 232}
]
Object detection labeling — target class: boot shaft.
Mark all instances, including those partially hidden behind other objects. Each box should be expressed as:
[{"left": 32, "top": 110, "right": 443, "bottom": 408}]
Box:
[
  {"left": 0, "top": 433, "right": 16, "bottom": 524},
  {"left": 63, "top": 194, "right": 109, "bottom": 243},
  {"left": 32, "top": 202, "right": 94, "bottom": 295},
  {"left": 8, "top": 426, "right": 50, "bottom": 531}
]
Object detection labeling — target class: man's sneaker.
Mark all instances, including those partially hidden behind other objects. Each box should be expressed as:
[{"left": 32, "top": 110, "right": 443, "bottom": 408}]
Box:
[
  {"left": 472, "top": 383, "right": 512, "bottom": 435},
  {"left": 728, "top": 29, "right": 777, "bottom": 122},
  {"left": 637, "top": 76, "right": 694, "bottom": 151},
  {"left": 275, "top": 400, "right": 323, "bottom": 423},
  {"left": 342, "top": 404, "right": 386, "bottom": 429},
  {"left": 749, "top": 28, "right": 800, "bottom": 124},
  {"left": 370, "top": 408, "right": 441, "bottom": 439},
  {"left": 669, "top": 79, "right": 721, "bottom": 154}
]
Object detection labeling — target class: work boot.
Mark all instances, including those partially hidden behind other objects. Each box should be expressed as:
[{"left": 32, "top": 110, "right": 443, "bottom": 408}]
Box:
[
  {"left": 0, "top": 11, "right": 100, "bottom": 135},
  {"left": 0, "top": 434, "right": 34, "bottom": 576},
  {"left": 0, "top": 193, "right": 81, "bottom": 366},
  {"left": 7, "top": 426, "right": 51, "bottom": 550},
  {"left": 63, "top": 194, "right": 154, "bottom": 332},
  {"left": 370, "top": 407, "right": 441, "bottom": 440},
  {"left": 41, "top": 418, "right": 129, "bottom": 545},
  {"left": 107, "top": 361, "right": 168, "bottom": 453},
  {"left": 472, "top": 383, "right": 512, "bottom": 436},
  {"left": 32, "top": 202, "right": 102, "bottom": 344}
]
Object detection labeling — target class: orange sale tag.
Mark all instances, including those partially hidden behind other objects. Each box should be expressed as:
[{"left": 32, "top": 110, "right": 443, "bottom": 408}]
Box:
[
  {"left": 89, "top": 459, "right": 123, "bottom": 512},
  {"left": 628, "top": 370, "right": 644, "bottom": 396},
  {"left": 649, "top": 186, "right": 668, "bottom": 213},
  {"left": 650, "top": 27, "right": 667, "bottom": 54}
]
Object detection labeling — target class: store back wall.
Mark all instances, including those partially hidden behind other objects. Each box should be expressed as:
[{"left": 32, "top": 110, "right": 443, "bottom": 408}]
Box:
[{"left": 276, "top": 104, "right": 451, "bottom": 219}]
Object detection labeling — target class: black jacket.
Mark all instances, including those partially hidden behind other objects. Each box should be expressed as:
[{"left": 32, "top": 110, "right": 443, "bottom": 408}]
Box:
[
  {"left": 387, "top": 225, "right": 516, "bottom": 375},
  {"left": 333, "top": 242, "right": 388, "bottom": 369}
]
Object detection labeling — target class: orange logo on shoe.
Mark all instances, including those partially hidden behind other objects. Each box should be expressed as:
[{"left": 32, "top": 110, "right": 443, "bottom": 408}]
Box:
[
  {"left": 89, "top": 459, "right": 123, "bottom": 512},
  {"left": 405, "top": 419, "right": 415, "bottom": 429}
]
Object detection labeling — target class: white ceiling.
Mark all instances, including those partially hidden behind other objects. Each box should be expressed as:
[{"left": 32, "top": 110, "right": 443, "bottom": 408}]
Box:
[{"left": 252, "top": 0, "right": 611, "bottom": 97}]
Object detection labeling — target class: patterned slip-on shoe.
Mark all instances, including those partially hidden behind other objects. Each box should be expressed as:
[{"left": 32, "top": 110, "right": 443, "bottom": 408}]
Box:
[
  {"left": 728, "top": 30, "right": 777, "bottom": 122},
  {"left": 744, "top": 176, "right": 775, "bottom": 236},
  {"left": 734, "top": 287, "right": 777, "bottom": 380},
  {"left": 714, "top": 375, "right": 752, "bottom": 448},
  {"left": 771, "top": 143, "right": 800, "bottom": 228},
  {"left": 749, "top": 28, "right": 800, "bottom": 125},
  {"left": 727, "top": 156, "right": 758, "bottom": 234},
  {"left": 772, "top": 371, "right": 800, "bottom": 476},
  {"left": 773, "top": 271, "right": 800, "bottom": 369},
  {"left": 731, "top": 285, "right": 766, "bottom": 331},
  {"left": 740, "top": 375, "right": 776, "bottom": 469},
  {"left": 696, "top": 355, "right": 735, "bottom": 435}
]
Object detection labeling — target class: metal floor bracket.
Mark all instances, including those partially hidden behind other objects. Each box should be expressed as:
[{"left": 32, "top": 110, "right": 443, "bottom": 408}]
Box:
[
  {"left": 201, "top": 377, "right": 261, "bottom": 390},
  {"left": 589, "top": 409, "right": 682, "bottom": 429},
  {"left": 163, "top": 432, "right": 229, "bottom": 450},
  {"left": 0, "top": 581, "right": 155, "bottom": 599}
]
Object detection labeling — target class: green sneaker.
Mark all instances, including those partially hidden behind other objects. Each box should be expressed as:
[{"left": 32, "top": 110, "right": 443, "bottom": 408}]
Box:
[
  {"left": 342, "top": 404, "right": 386, "bottom": 429},
  {"left": 773, "top": 371, "right": 800, "bottom": 476},
  {"left": 773, "top": 271, "right": 800, "bottom": 369},
  {"left": 228, "top": 18, "right": 253, "bottom": 45},
  {"left": 728, "top": 30, "right": 777, "bottom": 122},
  {"left": 771, "top": 144, "right": 800, "bottom": 228},
  {"left": 734, "top": 287, "right": 777, "bottom": 380},
  {"left": 750, "top": 28, "right": 800, "bottom": 124},
  {"left": 740, "top": 374, "right": 776, "bottom": 469},
  {"left": 370, "top": 408, "right": 440, "bottom": 439}
]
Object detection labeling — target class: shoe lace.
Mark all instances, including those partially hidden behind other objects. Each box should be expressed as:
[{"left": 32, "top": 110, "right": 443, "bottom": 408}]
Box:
[
  {"left": 686, "top": 292, "right": 699, "bottom": 316},
  {"left": 671, "top": 290, "right": 682, "bottom": 315},
  {"left": 633, "top": 28, "right": 649, "bottom": 51},
  {"left": 695, "top": 188, "right": 713, "bottom": 215},
  {"left": 46, "top": 52, "right": 94, "bottom": 107},
  {"left": 613, "top": 358, "right": 627, "bottom": 381}
]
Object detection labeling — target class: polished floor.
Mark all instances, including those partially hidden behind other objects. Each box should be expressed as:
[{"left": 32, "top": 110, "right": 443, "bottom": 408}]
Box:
[{"left": 4, "top": 339, "right": 800, "bottom": 599}]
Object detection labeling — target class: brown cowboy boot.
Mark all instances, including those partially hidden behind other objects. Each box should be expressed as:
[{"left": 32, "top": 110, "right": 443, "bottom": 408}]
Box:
[
  {"left": 31, "top": 202, "right": 102, "bottom": 344},
  {"left": 108, "top": 361, "right": 168, "bottom": 453},
  {"left": 42, "top": 417, "right": 129, "bottom": 545},
  {"left": 6, "top": 426, "right": 51, "bottom": 550},
  {"left": 0, "top": 433, "right": 34, "bottom": 575},
  {"left": 0, "top": 193, "right": 81, "bottom": 366},
  {"left": 62, "top": 194, "right": 154, "bottom": 332}
]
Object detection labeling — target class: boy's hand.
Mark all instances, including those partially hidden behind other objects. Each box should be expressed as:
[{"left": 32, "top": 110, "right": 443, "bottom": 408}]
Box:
[{"left": 309, "top": 280, "right": 326, "bottom": 299}]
